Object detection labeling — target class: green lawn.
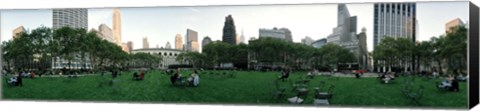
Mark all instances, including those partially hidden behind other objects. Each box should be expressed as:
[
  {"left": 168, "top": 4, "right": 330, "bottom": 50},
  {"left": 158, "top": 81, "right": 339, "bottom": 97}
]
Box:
[{"left": 1, "top": 70, "right": 468, "bottom": 109}]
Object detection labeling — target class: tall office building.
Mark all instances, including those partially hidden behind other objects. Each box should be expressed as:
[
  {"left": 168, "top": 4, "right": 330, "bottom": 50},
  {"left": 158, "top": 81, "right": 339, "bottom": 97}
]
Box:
[
  {"left": 279, "top": 28, "right": 293, "bottom": 42},
  {"left": 311, "top": 38, "right": 327, "bottom": 48},
  {"left": 445, "top": 18, "right": 465, "bottom": 33},
  {"left": 222, "top": 15, "right": 237, "bottom": 45},
  {"left": 240, "top": 30, "right": 245, "bottom": 44},
  {"left": 12, "top": 26, "right": 26, "bottom": 39},
  {"left": 96, "top": 24, "right": 114, "bottom": 43},
  {"left": 113, "top": 8, "right": 122, "bottom": 45},
  {"left": 175, "top": 34, "right": 183, "bottom": 50},
  {"left": 357, "top": 28, "right": 368, "bottom": 70},
  {"left": 143, "top": 37, "right": 149, "bottom": 48},
  {"left": 52, "top": 8, "right": 88, "bottom": 30},
  {"left": 259, "top": 27, "right": 291, "bottom": 41},
  {"left": 236, "top": 34, "right": 241, "bottom": 45},
  {"left": 373, "top": 3, "right": 417, "bottom": 72},
  {"left": 202, "top": 36, "right": 212, "bottom": 48},
  {"left": 186, "top": 29, "right": 199, "bottom": 52},
  {"left": 127, "top": 41, "right": 133, "bottom": 53},
  {"left": 373, "top": 3, "right": 417, "bottom": 47},
  {"left": 190, "top": 41, "right": 200, "bottom": 52},
  {"left": 326, "top": 4, "right": 360, "bottom": 60},
  {"left": 301, "top": 36, "right": 314, "bottom": 45}
]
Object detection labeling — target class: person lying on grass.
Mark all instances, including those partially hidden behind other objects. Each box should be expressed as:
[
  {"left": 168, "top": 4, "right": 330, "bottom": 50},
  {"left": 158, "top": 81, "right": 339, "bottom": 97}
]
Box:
[
  {"left": 7, "top": 76, "right": 17, "bottom": 86},
  {"left": 380, "top": 72, "right": 395, "bottom": 83},
  {"left": 188, "top": 70, "right": 200, "bottom": 87}
]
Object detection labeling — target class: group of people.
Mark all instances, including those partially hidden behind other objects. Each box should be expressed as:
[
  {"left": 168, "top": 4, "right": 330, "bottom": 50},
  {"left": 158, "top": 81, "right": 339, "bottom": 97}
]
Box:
[
  {"left": 132, "top": 71, "right": 145, "bottom": 81},
  {"left": 7, "top": 72, "right": 25, "bottom": 87},
  {"left": 438, "top": 74, "right": 460, "bottom": 92},
  {"left": 379, "top": 72, "right": 396, "bottom": 83},
  {"left": 170, "top": 68, "right": 200, "bottom": 87}
]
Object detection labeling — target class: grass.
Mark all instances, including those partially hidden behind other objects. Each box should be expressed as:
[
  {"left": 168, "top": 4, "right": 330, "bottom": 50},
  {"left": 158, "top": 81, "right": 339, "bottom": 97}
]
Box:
[{"left": 1, "top": 70, "right": 468, "bottom": 109}]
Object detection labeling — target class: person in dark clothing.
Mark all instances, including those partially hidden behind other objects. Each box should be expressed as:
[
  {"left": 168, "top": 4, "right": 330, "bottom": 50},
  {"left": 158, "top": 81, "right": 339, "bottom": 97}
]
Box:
[
  {"left": 450, "top": 79, "right": 460, "bottom": 92},
  {"left": 16, "top": 73, "right": 23, "bottom": 86},
  {"left": 112, "top": 70, "right": 117, "bottom": 78},
  {"left": 278, "top": 69, "right": 290, "bottom": 81},
  {"left": 171, "top": 72, "right": 181, "bottom": 85},
  {"left": 133, "top": 72, "right": 139, "bottom": 80}
]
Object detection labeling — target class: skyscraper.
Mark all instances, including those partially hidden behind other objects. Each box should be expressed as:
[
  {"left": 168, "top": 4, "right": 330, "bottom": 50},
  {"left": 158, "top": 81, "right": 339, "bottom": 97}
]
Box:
[
  {"left": 127, "top": 41, "right": 133, "bottom": 53},
  {"left": 175, "top": 34, "right": 183, "bottom": 50},
  {"left": 279, "top": 28, "right": 292, "bottom": 42},
  {"left": 259, "top": 28, "right": 287, "bottom": 40},
  {"left": 325, "top": 4, "right": 361, "bottom": 69},
  {"left": 202, "top": 36, "right": 212, "bottom": 49},
  {"left": 373, "top": 3, "right": 417, "bottom": 72},
  {"left": 240, "top": 30, "right": 245, "bottom": 44},
  {"left": 143, "top": 37, "right": 149, "bottom": 49},
  {"left": 12, "top": 26, "right": 26, "bottom": 39},
  {"left": 113, "top": 8, "right": 122, "bottom": 45},
  {"left": 186, "top": 29, "right": 199, "bottom": 52},
  {"left": 445, "top": 18, "right": 465, "bottom": 33},
  {"left": 301, "top": 36, "right": 314, "bottom": 45},
  {"left": 96, "top": 24, "right": 114, "bottom": 43},
  {"left": 357, "top": 28, "right": 368, "bottom": 70},
  {"left": 236, "top": 34, "right": 241, "bottom": 45},
  {"left": 373, "top": 3, "right": 417, "bottom": 48},
  {"left": 222, "top": 15, "right": 237, "bottom": 45},
  {"left": 52, "top": 8, "right": 88, "bottom": 30}
]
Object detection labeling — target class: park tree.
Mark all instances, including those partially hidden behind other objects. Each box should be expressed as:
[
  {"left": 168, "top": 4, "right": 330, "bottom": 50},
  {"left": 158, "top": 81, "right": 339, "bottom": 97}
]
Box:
[
  {"left": 443, "top": 26, "right": 467, "bottom": 75},
  {"left": 415, "top": 40, "right": 434, "bottom": 72},
  {"left": 53, "top": 27, "right": 80, "bottom": 69},
  {"left": 176, "top": 52, "right": 205, "bottom": 69},
  {"left": 318, "top": 43, "right": 356, "bottom": 70},
  {"left": 203, "top": 41, "right": 232, "bottom": 68}
]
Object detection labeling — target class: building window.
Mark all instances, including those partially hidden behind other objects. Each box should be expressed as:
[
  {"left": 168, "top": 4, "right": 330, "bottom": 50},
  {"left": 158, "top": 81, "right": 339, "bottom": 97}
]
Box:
[
  {"left": 164, "top": 52, "right": 167, "bottom": 56},
  {"left": 169, "top": 53, "right": 172, "bottom": 56}
]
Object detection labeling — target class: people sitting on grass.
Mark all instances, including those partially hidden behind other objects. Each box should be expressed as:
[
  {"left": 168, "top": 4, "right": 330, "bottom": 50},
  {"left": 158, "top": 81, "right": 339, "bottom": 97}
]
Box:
[
  {"left": 188, "top": 70, "right": 200, "bottom": 87},
  {"left": 140, "top": 71, "right": 145, "bottom": 80},
  {"left": 278, "top": 69, "right": 290, "bottom": 81},
  {"left": 456, "top": 74, "right": 468, "bottom": 82},
  {"left": 307, "top": 71, "right": 314, "bottom": 79},
  {"left": 133, "top": 72, "right": 140, "bottom": 80},
  {"left": 438, "top": 75, "right": 459, "bottom": 92},
  {"left": 170, "top": 69, "right": 185, "bottom": 86},
  {"left": 380, "top": 72, "right": 395, "bottom": 83}
]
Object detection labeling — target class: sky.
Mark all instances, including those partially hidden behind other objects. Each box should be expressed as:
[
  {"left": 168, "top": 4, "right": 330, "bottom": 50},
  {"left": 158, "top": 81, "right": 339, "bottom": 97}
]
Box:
[{"left": 0, "top": 1, "right": 469, "bottom": 52}]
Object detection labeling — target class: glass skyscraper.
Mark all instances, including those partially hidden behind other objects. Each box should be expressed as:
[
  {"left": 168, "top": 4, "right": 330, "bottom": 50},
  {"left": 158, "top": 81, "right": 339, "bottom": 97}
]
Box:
[
  {"left": 373, "top": 3, "right": 417, "bottom": 48},
  {"left": 52, "top": 8, "right": 88, "bottom": 30}
]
